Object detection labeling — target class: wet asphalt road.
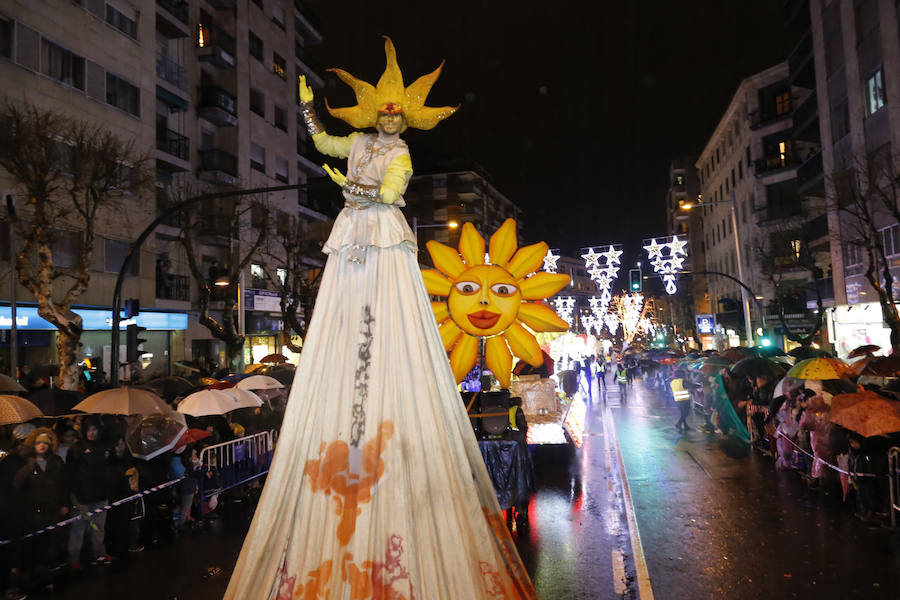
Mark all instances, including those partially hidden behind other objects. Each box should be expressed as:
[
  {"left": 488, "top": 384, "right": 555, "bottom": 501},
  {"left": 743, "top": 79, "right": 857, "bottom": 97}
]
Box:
[{"left": 28, "top": 377, "right": 900, "bottom": 599}]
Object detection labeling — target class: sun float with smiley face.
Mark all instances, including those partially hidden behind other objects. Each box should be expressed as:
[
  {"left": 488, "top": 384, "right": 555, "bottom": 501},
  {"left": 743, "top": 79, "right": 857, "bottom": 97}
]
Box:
[{"left": 422, "top": 219, "right": 572, "bottom": 388}]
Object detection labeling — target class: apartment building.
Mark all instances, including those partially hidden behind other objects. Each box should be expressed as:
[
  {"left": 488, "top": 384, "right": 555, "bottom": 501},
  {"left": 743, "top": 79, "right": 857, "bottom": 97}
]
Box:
[
  {"left": 803, "top": 0, "right": 900, "bottom": 356},
  {"left": 0, "top": 0, "right": 328, "bottom": 377},
  {"left": 403, "top": 163, "right": 524, "bottom": 262},
  {"left": 661, "top": 156, "right": 709, "bottom": 347},
  {"left": 696, "top": 62, "right": 822, "bottom": 347}
]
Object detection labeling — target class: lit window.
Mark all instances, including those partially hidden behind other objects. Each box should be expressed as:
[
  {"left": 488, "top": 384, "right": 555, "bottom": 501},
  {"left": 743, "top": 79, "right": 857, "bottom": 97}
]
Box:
[
  {"left": 251, "top": 263, "right": 266, "bottom": 280},
  {"left": 276, "top": 267, "right": 287, "bottom": 286},
  {"left": 866, "top": 68, "right": 886, "bottom": 116},
  {"left": 273, "top": 52, "right": 286, "bottom": 80},
  {"left": 775, "top": 91, "right": 791, "bottom": 115}
]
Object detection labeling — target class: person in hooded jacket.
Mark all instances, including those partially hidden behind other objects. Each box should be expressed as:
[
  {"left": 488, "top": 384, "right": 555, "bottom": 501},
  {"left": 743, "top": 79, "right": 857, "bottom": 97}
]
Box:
[
  {"left": 65, "top": 418, "right": 114, "bottom": 569},
  {"left": 13, "top": 428, "right": 69, "bottom": 590}
]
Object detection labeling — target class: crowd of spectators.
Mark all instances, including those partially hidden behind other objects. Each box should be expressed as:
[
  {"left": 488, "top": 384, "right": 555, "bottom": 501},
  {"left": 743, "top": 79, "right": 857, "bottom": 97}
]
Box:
[{"left": 0, "top": 400, "right": 286, "bottom": 599}]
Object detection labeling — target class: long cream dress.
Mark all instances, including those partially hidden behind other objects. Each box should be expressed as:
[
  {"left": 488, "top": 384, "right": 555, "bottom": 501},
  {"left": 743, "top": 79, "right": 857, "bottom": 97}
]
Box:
[{"left": 224, "top": 132, "right": 537, "bottom": 599}]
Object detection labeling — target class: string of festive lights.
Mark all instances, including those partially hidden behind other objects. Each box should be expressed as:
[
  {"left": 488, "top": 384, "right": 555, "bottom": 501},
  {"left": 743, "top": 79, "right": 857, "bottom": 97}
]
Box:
[
  {"left": 643, "top": 235, "right": 687, "bottom": 295},
  {"left": 542, "top": 248, "right": 560, "bottom": 274},
  {"left": 582, "top": 244, "right": 622, "bottom": 309}
]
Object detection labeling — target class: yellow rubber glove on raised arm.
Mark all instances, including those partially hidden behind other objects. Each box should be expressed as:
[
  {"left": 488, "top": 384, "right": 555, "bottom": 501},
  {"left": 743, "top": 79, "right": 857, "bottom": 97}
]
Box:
[
  {"left": 298, "top": 75, "right": 314, "bottom": 103},
  {"left": 322, "top": 164, "right": 347, "bottom": 187}
]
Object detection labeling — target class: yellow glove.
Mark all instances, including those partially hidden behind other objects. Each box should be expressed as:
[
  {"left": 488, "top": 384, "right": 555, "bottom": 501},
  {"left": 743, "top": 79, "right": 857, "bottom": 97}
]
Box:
[
  {"left": 322, "top": 164, "right": 346, "bottom": 187},
  {"left": 298, "top": 75, "right": 314, "bottom": 103}
]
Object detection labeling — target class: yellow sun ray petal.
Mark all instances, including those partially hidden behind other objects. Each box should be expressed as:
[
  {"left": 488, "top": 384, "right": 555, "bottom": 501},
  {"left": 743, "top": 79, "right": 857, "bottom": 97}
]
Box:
[
  {"left": 458, "top": 223, "right": 485, "bottom": 266},
  {"left": 405, "top": 105, "right": 459, "bottom": 130},
  {"left": 421, "top": 269, "right": 451, "bottom": 297},
  {"left": 488, "top": 218, "right": 517, "bottom": 266},
  {"left": 405, "top": 61, "right": 444, "bottom": 110},
  {"left": 519, "top": 272, "right": 571, "bottom": 300},
  {"left": 324, "top": 71, "right": 377, "bottom": 130},
  {"left": 504, "top": 322, "right": 543, "bottom": 366},
  {"left": 484, "top": 336, "right": 512, "bottom": 389},
  {"left": 449, "top": 334, "right": 478, "bottom": 383},
  {"left": 517, "top": 302, "right": 570, "bottom": 332},
  {"left": 439, "top": 320, "right": 463, "bottom": 352},
  {"left": 376, "top": 36, "right": 406, "bottom": 103},
  {"left": 507, "top": 241, "right": 549, "bottom": 279},
  {"left": 431, "top": 301, "right": 449, "bottom": 324},
  {"left": 425, "top": 241, "right": 466, "bottom": 279}
]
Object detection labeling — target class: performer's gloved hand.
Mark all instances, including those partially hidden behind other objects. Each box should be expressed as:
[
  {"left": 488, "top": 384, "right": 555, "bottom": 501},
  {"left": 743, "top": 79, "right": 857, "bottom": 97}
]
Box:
[
  {"left": 323, "top": 164, "right": 347, "bottom": 187},
  {"left": 298, "top": 75, "right": 314, "bottom": 103}
]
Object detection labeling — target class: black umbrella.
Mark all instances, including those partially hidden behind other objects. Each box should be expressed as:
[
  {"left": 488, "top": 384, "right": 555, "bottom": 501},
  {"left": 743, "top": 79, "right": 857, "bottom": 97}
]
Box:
[
  {"left": 146, "top": 376, "right": 195, "bottom": 401},
  {"left": 751, "top": 345, "right": 787, "bottom": 357},
  {"left": 788, "top": 346, "right": 832, "bottom": 359},
  {"left": 730, "top": 357, "right": 786, "bottom": 379},
  {"left": 27, "top": 388, "right": 84, "bottom": 416}
]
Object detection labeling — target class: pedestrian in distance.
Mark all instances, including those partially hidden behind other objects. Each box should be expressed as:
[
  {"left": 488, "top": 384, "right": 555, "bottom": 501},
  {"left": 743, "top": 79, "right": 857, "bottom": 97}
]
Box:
[
  {"left": 616, "top": 363, "right": 628, "bottom": 404},
  {"left": 670, "top": 370, "right": 692, "bottom": 431}
]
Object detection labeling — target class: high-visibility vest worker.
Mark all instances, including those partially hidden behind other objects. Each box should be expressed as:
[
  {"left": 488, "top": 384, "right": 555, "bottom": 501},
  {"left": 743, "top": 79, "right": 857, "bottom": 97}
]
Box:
[
  {"left": 616, "top": 367, "right": 628, "bottom": 385},
  {"left": 670, "top": 378, "right": 691, "bottom": 402}
]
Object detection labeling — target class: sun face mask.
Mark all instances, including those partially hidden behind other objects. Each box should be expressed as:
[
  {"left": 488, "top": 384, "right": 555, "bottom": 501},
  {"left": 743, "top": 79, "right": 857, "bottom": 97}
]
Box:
[{"left": 422, "top": 219, "right": 571, "bottom": 388}]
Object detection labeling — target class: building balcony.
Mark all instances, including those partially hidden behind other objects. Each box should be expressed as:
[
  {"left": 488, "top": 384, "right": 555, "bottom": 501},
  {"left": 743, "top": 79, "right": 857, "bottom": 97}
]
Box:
[
  {"left": 792, "top": 90, "right": 819, "bottom": 143},
  {"left": 198, "top": 149, "right": 239, "bottom": 186},
  {"left": 802, "top": 213, "right": 829, "bottom": 243},
  {"left": 757, "top": 198, "right": 804, "bottom": 225},
  {"left": 750, "top": 107, "right": 794, "bottom": 130},
  {"left": 754, "top": 153, "right": 801, "bottom": 177},
  {"left": 156, "top": 0, "right": 189, "bottom": 38},
  {"left": 294, "top": 0, "right": 323, "bottom": 45},
  {"left": 294, "top": 43, "right": 324, "bottom": 88},
  {"left": 156, "top": 188, "right": 185, "bottom": 228},
  {"left": 198, "top": 24, "right": 236, "bottom": 69},
  {"left": 796, "top": 151, "right": 824, "bottom": 197},
  {"left": 156, "top": 273, "right": 191, "bottom": 301},
  {"left": 198, "top": 85, "right": 238, "bottom": 126},
  {"left": 156, "top": 127, "right": 190, "bottom": 171},
  {"left": 788, "top": 30, "right": 815, "bottom": 89},
  {"left": 206, "top": 0, "right": 236, "bottom": 9},
  {"left": 156, "top": 53, "right": 188, "bottom": 91}
]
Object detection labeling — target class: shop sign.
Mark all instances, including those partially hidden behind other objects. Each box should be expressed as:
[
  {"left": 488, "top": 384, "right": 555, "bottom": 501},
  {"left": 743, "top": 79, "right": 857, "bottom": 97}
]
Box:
[
  {"left": 0, "top": 306, "right": 188, "bottom": 330},
  {"left": 696, "top": 314, "right": 715, "bottom": 334},
  {"left": 244, "top": 288, "right": 282, "bottom": 313}
]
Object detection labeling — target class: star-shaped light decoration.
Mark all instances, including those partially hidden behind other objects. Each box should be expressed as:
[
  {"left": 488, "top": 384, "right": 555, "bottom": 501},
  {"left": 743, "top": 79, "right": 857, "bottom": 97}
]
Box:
[
  {"left": 543, "top": 248, "right": 560, "bottom": 273},
  {"left": 581, "top": 248, "right": 602, "bottom": 270},
  {"left": 600, "top": 245, "right": 623, "bottom": 265},
  {"left": 644, "top": 234, "right": 688, "bottom": 295}
]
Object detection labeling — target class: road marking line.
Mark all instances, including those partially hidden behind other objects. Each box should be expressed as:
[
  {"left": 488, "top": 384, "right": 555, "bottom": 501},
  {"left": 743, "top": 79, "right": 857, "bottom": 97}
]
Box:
[
  {"left": 612, "top": 549, "right": 627, "bottom": 595},
  {"left": 606, "top": 405, "right": 655, "bottom": 600}
]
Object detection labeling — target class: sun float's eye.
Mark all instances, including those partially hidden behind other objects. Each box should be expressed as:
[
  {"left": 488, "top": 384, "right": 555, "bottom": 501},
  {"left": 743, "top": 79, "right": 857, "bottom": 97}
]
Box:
[
  {"left": 490, "top": 283, "right": 517, "bottom": 297},
  {"left": 455, "top": 281, "right": 480, "bottom": 294}
]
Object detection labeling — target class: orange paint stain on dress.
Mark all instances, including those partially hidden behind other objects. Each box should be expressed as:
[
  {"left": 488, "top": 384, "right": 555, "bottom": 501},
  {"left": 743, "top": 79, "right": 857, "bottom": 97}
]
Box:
[{"left": 303, "top": 421, "right": 395, "bottom": 546}]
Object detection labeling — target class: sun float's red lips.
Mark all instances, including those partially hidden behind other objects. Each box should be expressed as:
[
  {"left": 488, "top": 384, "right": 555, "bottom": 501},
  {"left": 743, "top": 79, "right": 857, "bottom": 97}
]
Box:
[{"left": 467, "top": 310, "right": 501, "bottom": 330}]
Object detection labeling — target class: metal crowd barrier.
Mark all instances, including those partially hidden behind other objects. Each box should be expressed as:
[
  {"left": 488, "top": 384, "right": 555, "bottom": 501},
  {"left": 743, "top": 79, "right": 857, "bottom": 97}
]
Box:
[
  {"left": 197, "top": 430, "right": 275, "bottom": 515},
  {"left": 889, "top": 447, "right": 900, "bottom": 527}
]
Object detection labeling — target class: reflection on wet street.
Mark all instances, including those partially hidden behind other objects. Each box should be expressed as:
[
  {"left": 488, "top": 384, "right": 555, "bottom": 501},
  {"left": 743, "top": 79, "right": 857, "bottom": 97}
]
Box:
[{"left": 32, "top": 377, "right": 900, "bottom": 599}]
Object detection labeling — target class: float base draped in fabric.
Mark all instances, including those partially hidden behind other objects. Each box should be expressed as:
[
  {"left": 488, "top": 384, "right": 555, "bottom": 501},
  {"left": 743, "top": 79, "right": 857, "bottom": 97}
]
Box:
[{"left": 225, "top": 233, "right": 536, "bottom": 599}]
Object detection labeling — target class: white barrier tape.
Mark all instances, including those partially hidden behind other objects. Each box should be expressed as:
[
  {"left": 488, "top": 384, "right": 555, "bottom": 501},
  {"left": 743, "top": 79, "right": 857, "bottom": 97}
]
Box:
[
  {"left": 774, "top": 431, "right": 878, "bottom": 478},
  {"left": 0, "top": 476, "right": 186, "bottom": 546}
]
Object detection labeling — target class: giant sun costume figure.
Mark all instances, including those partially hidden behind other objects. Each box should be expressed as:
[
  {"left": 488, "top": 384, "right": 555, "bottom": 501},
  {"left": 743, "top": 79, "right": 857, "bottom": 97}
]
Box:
[{"left": 225, "top": 37, "right": 537, "bottom": 600}]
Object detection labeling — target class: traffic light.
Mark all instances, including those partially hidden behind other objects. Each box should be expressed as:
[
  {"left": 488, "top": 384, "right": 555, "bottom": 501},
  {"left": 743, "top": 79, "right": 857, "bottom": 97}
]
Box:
[
  {"left": 759, "top": 329, "right": 773, "bottom": 347},
  {"left": 629, "top": 269, "right": 642, "bottom": 292},
  {"left": 124, "top": 298, "right": 140, "bottom": 318},
  {"left": 126, "top": 323, "right": 147, "bottom": 363}
]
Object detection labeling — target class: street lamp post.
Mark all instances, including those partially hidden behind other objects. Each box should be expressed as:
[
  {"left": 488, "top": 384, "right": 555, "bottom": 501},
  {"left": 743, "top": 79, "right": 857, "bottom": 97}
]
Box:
[
  {"left": 411, "top": 216, "right": 459, "bottom": 241},
  {"left": 682, "top": 192, "right": 755, "bottom": 346}
]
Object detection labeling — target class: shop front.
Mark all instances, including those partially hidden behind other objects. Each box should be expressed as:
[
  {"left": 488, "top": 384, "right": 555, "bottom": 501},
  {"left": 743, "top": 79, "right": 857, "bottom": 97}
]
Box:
[
  {"left": 1, "top": 304, "right": 189, "bottom": 382},
  {"left": 830, "top": 302, "right": 893, "bottom": 359}
]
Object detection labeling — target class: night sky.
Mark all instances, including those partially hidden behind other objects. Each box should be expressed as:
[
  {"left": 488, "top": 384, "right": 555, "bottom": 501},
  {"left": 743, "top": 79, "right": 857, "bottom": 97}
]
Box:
[{"left": 313, "top": 1, "right": 790, "bottom": 256}]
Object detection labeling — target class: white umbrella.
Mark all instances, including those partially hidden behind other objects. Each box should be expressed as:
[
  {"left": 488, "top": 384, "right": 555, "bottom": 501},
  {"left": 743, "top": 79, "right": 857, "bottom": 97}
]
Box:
[
  {"left": 74, "top": 386, "right": 170, "bottom": 415},
  {"left": 178, "top": 389, "right": 255, "bottom": 416},
  {"left": 0, "top": 395, "right": 44, "bottom": 426},
  {"left": 223, "top": 387, "right": 264, "bottom": 410},
  {"left": 0, "top": 374, "right": 26, "bottom": 393},
  {"left": 235, "top": 375, "right": 284, "bottom": 391}
]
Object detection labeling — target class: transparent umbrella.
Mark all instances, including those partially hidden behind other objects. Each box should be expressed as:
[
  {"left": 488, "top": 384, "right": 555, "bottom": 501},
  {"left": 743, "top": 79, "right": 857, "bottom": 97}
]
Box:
[{"left": 125, "top": 411, "right": 187, "bottom": 460}]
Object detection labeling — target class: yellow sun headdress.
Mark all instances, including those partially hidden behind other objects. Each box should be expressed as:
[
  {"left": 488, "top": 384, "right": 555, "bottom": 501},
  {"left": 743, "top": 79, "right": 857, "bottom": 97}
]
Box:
[
  {"left": 326, "top": 36, "right": 458, "bottom": 131},
  {"left": 422, "top": 219, "right": 571, "bottom": 388}
]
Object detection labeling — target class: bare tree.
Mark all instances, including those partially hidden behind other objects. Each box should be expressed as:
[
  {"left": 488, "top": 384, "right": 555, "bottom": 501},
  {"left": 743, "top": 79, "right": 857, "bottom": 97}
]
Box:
[
  {"left": 180, "top": 197, "right": 266, "bottom": 373},
  {"left": 756, "top": 226, "right": 825, "bottom": 347},
  {"left": 0, "top": 102, "right": 150, "bottom": 389},
  {"left": 834, "top": 150, "right": 900, "bottom": 352},
  {"left": 260, "top": 212, "right": 325, "bottom": 352}
]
